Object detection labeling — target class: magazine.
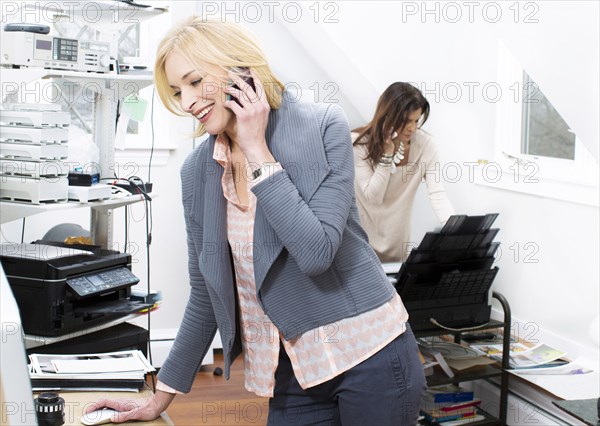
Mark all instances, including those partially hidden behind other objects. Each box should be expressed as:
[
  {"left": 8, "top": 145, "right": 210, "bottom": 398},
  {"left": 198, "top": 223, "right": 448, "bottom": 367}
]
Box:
[{"left": 471, "top": 342, "right": 567, "bottom": 369}]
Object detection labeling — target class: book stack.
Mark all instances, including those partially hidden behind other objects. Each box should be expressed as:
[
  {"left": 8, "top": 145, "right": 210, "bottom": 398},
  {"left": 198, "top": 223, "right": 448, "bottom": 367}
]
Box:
[
  {"left": 420, "top": 385, "right": 484, "bottom": 425},
  {"left": 28, "top": 350, "right": 155, "bottom": 392}
]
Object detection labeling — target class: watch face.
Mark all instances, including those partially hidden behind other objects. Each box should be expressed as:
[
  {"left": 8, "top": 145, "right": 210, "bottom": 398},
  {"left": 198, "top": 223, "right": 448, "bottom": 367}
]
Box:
[{"left": 252, "top": 166, "right": 263, "bottom": 180}]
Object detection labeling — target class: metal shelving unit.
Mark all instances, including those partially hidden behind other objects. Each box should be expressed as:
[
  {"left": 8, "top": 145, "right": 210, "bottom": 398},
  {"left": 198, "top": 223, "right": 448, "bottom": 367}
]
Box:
[
  {"left": 0, "top": 1, "right": 166, "bottom": 248},
  {"left": 416, "top": 292, "right": 511, "bottom": 425},
  {"left": 0, "top": 70, "right": 153, "bottom": 247}
]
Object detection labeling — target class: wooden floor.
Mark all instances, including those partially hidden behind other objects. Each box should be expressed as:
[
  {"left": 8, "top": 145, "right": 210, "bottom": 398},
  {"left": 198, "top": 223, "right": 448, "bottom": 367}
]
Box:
[{"left": 166, "top": 350, "right": 269, "bottom": 425}]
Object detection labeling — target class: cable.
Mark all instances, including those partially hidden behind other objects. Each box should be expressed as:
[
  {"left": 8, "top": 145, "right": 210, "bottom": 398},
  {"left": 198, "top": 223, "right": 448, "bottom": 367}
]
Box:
[
  {"left": 21, "top": 217, "right": 26, "bottom": 243},
  {"left": 125, "top": 175, "right": 154, "bottom": 372},
  {"left": 147, "top": 86, "right": 155, "bottom": 183},
  {"left": 420, "top": 341, "right": 481, "bottom": 360},
  {"left": 108, "top": 172, "right": 154, "bottom": 372},
  {"left": 123, "top": 205, "right": 128, "bottom": 254},
  {"left": 143, "top": 194, "right": 154, "bottom": 376},
  {"left": 127, "top": 176, "right": 152, "bottom": 202},
  {"left": 429, "top": 318, "right": 491, "bottom": 332},
  {"left": 115, "top": 99, "right": 121, "bottom": 130}
]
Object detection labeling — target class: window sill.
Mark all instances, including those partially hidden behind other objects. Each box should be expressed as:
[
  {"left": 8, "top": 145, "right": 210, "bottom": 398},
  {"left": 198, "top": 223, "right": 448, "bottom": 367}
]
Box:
[{"left": 474, "top": 167, "right": 599, "bottom": 208}]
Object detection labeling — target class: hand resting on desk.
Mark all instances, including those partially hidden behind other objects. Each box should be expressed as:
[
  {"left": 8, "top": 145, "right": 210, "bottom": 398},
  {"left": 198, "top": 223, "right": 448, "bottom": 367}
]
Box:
[{"left": 84, "top": 390, "right": 175, "bottom": 423}]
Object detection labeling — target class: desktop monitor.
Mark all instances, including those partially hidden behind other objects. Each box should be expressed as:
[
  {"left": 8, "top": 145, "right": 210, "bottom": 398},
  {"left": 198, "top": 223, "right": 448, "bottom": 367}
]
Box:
[{"left": 1, "top": 265, "right": 37, "bottom": 425}]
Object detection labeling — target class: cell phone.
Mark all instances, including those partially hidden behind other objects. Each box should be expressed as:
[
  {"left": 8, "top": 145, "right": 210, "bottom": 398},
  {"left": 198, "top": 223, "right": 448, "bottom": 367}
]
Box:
[{"left": 228, "top": 67, "right": 256, "bottom": 107}]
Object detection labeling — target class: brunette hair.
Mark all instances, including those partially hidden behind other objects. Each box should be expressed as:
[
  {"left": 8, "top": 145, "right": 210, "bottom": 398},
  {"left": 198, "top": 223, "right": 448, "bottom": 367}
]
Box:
[
  {"left": 353, "top": 82, "right": 430, "bottom": 166},
  {"left": 154, "top": 16, "right": 284, "bottom": 137}
]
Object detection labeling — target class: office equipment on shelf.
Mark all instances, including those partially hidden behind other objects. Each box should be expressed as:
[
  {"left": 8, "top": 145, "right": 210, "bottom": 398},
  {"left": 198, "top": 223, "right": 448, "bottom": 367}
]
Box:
[
  {"left": 1, "top": 103, "right": 70, "bottom": 128},
  {"left": 0, "top": 29, "right": 111, "bottom": 73},
  {"left": 4, "top": 22, "right": 51, "bottom": 34},
  {"left": 26, "top": 322, "right": 149, "bottom": 357},
  {"left": 1, "top": 158, "right": 68, "bottom": 179},
  {"left": 0, "top": 242, "right": 152, "bottom": 337},
  {"left": 0, "top": 141, "right": 68, "bottom": 160},
  {"left": 1, "top": 102, "right": 71, "bottom": 203},
  {"left": 0, "top": 175, "right": 69, "bottom": 204},
  {"left": 65, "top": 171, "right": 112, "bottom": 203},
  {"left": 68, "top": 184, "right": 112, "bottom": 203},
  {"left": 67, "top": 172, "right": 100, "bottom": 186},
  {"left": 395, "top": 213, "right": 500, "bottom": 332},
  {"left": 0, "top": 125, "right": 69, "bottom": 144}
]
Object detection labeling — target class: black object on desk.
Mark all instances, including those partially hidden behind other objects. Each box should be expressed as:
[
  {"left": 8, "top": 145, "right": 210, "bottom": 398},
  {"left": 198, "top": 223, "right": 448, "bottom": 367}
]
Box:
[
  {"left": 34, "top": 392, "right": 65, "bottom": 426},
  {"left": 553, "top": 398, "right": 600, "bottom": 426},
  {"left": 394, "top": 213, "right": 500, "bottom": 331}
]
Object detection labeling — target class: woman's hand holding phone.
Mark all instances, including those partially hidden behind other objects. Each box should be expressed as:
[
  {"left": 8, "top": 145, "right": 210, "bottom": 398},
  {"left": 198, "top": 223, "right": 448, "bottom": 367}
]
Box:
[
  {"left": 227, "top": 67, "right": 256, "bottom": 107},
  {"left": 383, "top": 130, "right": 397, "bottom": 156},
  {"left": 225, "top": 68, "right": 274, "bottom": 166}
]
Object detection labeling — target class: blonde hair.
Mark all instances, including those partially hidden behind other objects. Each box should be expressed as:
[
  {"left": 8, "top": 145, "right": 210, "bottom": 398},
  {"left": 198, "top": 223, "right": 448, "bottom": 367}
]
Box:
[{"left": 154, "top": 17, "right": 284, "bottom": 137}]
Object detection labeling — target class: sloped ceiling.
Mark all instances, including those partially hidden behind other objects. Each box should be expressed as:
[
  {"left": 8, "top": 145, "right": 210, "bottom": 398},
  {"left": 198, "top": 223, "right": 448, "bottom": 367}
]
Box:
[
  {"left": 255, "top": 1, "right": 598, "bottom": 162},
  {"left": 248, "top": 5, "right": 378, "bottom": 129}
]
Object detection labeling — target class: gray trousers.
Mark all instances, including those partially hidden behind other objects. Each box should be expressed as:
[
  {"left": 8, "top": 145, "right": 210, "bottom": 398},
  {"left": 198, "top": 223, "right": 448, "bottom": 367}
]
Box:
[{"left": 268, "top": 324, "right": 427, "bottom": 426}]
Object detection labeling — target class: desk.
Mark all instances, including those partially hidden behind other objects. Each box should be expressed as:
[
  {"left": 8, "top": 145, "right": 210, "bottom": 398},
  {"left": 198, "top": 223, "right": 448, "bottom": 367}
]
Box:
[
  {"left": 553, "top": 399, "right": 600, "bottom": 426},
  {"left": 35, "top": 389, "right": 173, "bottom": 426}
]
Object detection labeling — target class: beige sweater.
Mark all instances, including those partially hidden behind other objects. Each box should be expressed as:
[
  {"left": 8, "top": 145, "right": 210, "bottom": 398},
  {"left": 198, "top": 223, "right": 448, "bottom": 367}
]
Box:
[{"left": 353, "top": 129, "right": 455, "bottom": 262}]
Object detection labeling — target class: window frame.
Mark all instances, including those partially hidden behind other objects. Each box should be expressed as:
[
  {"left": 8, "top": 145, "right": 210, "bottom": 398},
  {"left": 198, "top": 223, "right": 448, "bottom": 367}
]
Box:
[{"left": 479, "top": 41, "right": 599, "bottom": 207}]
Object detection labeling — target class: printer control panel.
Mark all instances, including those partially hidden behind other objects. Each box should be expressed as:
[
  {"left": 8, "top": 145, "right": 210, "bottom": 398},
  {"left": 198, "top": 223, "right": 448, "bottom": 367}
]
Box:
[{"left": 67, "top": 267, "right": 139, "bottom": 297}]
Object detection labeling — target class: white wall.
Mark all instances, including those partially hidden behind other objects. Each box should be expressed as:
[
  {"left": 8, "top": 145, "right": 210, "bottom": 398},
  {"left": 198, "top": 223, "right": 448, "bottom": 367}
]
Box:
[
  {"left": 279, "top": 0, "right": 599, "bottom": 350},
  {"left": 186, "top": 1, "right": 597, "bottom": 351},
  {"left": 145, "top": 0, "right": 599, "bottom": 355}
]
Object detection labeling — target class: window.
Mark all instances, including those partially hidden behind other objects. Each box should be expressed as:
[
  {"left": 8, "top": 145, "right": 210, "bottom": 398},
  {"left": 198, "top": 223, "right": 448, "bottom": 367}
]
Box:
[
  {"left": 520, "top": 72, "right": 575, "bottom": 161},
  {"left": 484, "top": 42, "right": 599, "bottom": 207}
]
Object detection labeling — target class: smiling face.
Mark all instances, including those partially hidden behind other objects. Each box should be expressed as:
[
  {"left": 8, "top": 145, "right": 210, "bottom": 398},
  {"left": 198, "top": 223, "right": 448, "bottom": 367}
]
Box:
[{"left": 164, "top": 50, "right": 235, "bottom": 136}]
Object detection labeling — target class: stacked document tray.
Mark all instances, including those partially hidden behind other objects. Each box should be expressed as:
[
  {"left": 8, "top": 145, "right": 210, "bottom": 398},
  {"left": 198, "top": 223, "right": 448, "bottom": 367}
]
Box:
[
  {"left": 395, "top": 214, "right": 501, "bottom": 331},
  {"left": 0, "top": 103, "right": 69, "bottom": 204}
]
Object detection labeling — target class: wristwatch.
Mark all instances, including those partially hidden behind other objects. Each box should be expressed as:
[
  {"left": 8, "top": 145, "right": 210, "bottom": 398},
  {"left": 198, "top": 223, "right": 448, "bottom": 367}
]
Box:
[
  {"left": 252, "top": 165, "right": 264, "bottom": 180},
  {"left": 251, "top": 162, "right": 277, "bottom": 181}
]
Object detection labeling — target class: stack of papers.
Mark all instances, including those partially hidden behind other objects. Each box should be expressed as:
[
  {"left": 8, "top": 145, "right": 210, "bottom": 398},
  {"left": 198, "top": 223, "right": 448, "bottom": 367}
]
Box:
[
  {"left": 418, "top": 344, "right": 455, "bottom": 378},
  {"left": 418, "top": 340, "right": 496, "bottom": 374},
  {"left": 29, "top": 350, "right": 155, "bottom": 392}
]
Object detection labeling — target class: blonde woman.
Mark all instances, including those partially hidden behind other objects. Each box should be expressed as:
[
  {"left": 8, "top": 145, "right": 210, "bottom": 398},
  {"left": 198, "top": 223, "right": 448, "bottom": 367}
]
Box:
[{"left": 87, "top": 18, "right": 425, "bottom": 425}]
